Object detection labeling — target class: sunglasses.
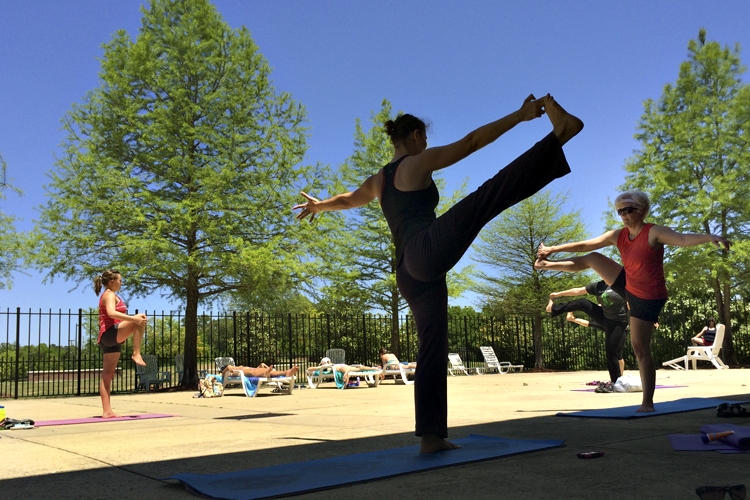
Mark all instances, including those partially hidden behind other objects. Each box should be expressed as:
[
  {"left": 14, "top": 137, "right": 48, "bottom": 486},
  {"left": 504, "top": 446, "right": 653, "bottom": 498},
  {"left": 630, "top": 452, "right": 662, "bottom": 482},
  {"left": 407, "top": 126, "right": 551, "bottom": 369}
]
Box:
[
  {"left": 696, "top": 484, "right": 746, "bottom": 500},
  {"left": 616, "top": 206, "right": 639, "bottom": 216}
]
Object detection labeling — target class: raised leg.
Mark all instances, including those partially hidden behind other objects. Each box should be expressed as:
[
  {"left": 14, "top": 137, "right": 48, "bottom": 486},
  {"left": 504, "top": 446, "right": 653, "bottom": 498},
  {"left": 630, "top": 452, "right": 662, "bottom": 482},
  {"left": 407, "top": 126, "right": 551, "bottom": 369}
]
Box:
[
  {"left": 535, "top": 252, "right": 623, "bottom": 286},
  {"left": 116, "top": 320, "right": 146, "bottom": 366}
]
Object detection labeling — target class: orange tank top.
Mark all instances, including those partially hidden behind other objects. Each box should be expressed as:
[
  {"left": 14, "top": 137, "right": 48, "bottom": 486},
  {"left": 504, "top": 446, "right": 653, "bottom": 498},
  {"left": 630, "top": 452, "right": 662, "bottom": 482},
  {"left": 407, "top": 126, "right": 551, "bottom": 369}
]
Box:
[
  {"left": 98, "top": 293, "right": 127, "bottom": 340},
  {"left": 617, "top": 223, "right": 668, "bottom": 300}
]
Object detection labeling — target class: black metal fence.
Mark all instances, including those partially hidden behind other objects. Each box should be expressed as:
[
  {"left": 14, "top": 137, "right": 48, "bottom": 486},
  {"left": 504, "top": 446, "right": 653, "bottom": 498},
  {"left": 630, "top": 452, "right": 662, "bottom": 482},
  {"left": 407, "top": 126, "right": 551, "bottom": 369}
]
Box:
[{"left": 2, "top": 299, "right": 749, "bottom": 399}]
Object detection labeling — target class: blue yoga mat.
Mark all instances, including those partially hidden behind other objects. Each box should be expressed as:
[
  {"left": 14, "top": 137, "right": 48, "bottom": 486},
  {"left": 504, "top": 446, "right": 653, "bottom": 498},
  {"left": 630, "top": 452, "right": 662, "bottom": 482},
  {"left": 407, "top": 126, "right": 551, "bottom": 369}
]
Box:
[
  {"left": 165, "top": 434, "right": 564, "bottom": 500},
  {"left": 557, "top": 397, "right": 748, "bottom": 419}
]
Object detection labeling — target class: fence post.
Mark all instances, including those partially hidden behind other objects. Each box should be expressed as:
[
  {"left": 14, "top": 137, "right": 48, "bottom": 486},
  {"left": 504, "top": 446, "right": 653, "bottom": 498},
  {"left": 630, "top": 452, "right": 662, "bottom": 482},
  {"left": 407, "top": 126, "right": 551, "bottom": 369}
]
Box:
[
  {"left": 14, "top": 307, "right": 20, "bottom": 399},
  {"left": 232, "top": 311, "right": 237, "bottom": 362},
  {"left": 361, "top": 314, "right": 367, "bottom": 365},
  {"left": 463, "top": 316, "right": 469, "bottom": 362},
  {"left": 77, "top": 309, "right": 83, "bottom": 396},
  {"left": 287, "top": 314, "right": 293, "bottom": 369}
]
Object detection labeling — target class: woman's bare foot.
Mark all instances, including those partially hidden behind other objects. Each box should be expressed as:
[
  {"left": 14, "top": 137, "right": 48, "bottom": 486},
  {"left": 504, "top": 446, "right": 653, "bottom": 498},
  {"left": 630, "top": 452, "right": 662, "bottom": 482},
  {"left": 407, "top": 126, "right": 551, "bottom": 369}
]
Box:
[
  {"left": 546, "top": 298, "right": 554, "bottom": 313},
  {"left": 419, "top": 433, "right": 461, "bottom": 454},
  {"left": 131, "top": 353, "right": 146, "bottom": 366},
  {"left": 544, "top": 95, "right": 584, "bottom": 146},
  {"left": 102, "top": 412, "right": 119, "bottom": 418},
  {"left": 636, "top": 403, "right": 655, "bottom": 413},
  {"left": 566, "top": 312, "right": 576, "bottom": 323},
  {"left": 288, "top": 366, "right": 299, "bottom": 377}
]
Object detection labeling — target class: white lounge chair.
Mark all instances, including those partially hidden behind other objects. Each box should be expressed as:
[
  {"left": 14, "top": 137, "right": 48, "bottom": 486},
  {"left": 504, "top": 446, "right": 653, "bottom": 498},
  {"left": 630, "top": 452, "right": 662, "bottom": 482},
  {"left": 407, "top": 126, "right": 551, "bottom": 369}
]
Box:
[
  {"left": 479, "top": 346, "right": 524, "bottom": 373},
  {"left": 238, "top": 371, "right": 295, "bottom": 397},
  {"left": 306, "top": 365, "right": 336, "bottom": 388},
  {"left": 448, "top": 353, "right": 483, "bottom": 375},
  {"left": 382, "top": 360, "right": 415, "bottom": 385},
  {"left": 307, "top": 364, "right": 382, "bottom": 389},
  {"left": 663, "top": 324, "right": 728, "bottom": 370}
]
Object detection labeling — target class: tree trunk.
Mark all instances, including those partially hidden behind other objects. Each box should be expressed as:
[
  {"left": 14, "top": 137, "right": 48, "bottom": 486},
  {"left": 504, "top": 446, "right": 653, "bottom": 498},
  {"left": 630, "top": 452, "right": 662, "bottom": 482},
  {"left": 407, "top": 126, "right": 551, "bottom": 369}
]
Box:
[{"left": 181, "top": 269, "right": 200, "bottom": 387}]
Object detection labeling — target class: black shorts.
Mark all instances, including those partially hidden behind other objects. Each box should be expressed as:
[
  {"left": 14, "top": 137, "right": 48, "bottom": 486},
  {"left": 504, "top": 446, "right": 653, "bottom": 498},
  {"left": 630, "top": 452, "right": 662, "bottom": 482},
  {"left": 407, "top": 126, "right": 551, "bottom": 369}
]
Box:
[
  {"left": 98, "top": 325, "right": 123, "bottom": 354},
  {"left": 611, "top": 269, "right": 667, "bottom": 323}
]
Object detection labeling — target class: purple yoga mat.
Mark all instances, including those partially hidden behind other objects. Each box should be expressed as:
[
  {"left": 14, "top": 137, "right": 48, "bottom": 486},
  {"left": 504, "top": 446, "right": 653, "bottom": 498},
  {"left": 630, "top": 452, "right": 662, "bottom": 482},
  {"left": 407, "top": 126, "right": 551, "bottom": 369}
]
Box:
[
  {"left": 668, "top": 424, "right": 750, "bottom": 453},
  {"left": 571, "top": 385, "right": 686, "bottom": 392},
  {"left": 34, "top": 413, "right": 175, "bottom": 427}
]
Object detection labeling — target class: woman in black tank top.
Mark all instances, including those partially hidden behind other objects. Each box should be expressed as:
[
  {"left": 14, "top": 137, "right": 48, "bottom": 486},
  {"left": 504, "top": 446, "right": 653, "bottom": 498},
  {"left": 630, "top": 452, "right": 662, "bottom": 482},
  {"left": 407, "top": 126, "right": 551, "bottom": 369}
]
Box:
[{"left": 295, "top": 95, "right": 583, "bottom": 453}]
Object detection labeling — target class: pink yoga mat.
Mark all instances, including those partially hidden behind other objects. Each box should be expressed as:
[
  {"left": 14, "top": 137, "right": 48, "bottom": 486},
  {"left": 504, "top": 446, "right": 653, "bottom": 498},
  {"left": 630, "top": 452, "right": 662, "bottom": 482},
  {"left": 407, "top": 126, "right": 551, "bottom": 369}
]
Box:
[{"left": 34, "top": 413, "right": 175, "bottom": 427}]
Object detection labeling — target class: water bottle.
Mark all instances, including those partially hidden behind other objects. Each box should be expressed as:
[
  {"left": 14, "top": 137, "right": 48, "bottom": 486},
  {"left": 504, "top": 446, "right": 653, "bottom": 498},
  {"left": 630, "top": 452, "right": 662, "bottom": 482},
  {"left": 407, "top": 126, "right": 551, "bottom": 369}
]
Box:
[{"left": 0, "top": 405, "right": 5, "bottom": 423}]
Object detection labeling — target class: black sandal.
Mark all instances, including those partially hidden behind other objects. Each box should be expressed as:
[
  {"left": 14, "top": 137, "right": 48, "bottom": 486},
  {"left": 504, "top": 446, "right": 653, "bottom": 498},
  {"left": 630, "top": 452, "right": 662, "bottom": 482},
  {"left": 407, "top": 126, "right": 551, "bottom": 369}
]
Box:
[
  {"left": 717, "top": 403, "right": 733, "bottom": 418},
  {"left": 731, "top": 404, "right": 748, "bottom": 418}
]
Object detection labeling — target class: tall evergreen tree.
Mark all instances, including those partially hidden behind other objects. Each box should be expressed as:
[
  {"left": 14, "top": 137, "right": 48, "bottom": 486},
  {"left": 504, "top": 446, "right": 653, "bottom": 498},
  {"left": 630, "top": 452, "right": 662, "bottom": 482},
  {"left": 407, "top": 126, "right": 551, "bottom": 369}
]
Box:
[
  {"left": 472, "top": 190, "right": 589, "bottom": 367},
  {"left": 32, "top": 0, "right": 314, "bottom": 384},
  {"left": 623, "top": 30, "right": 750, "bottom": 362}
]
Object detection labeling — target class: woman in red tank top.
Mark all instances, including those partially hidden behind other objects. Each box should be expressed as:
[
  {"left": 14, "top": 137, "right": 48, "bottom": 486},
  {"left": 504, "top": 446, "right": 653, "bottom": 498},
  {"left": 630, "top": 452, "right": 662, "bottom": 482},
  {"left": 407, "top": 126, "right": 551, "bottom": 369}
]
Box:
[
  {"left": 534, "top": 191, "right": 730, "bottom": 413},
  {"left": 94, "top": 269, "right": 148, "bottom": 418}
]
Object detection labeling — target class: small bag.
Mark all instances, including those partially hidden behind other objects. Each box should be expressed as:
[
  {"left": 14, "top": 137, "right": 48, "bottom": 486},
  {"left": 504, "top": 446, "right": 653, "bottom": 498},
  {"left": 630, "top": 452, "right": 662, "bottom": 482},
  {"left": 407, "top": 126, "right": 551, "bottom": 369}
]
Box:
[
  {"left": 198, "top": 375, "right": 224, "bottom": 398},
  {"left": 613, "top": 374, "right": 643, "bottom": 393}
]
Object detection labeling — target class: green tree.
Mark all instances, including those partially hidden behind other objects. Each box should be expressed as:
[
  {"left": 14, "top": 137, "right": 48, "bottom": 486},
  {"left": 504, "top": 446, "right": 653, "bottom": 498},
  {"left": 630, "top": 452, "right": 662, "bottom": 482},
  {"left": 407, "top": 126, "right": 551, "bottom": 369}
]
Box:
[
  {"left": 622, "top": 29, "right": 750, "bottom": 363},
  {"left": 0, "top": 154, "right": 27, "bottom": 289},
  {"left": 308, "top": 99, "right": 475, "bottom": 357},
  {"left": 32, "top": 0, "right": 314, "bottom": 385},
  {"left": 472, "top": 190, "right": 590, "bottom": 368}
]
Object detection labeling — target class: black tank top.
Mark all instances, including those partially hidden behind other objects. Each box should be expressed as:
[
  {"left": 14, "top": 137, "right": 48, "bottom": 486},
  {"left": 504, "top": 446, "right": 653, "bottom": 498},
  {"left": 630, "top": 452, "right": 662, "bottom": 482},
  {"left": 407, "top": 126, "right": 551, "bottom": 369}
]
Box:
[{"left": 380, "top": 156, "right": 439, "bottom": 265}]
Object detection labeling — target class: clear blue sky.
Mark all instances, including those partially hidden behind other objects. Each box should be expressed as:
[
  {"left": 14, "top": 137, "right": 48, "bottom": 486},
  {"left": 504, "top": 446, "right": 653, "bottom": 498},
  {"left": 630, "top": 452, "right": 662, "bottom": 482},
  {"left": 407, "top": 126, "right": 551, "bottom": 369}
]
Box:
[{"left": 1, "top": 0, "right": 748, "bottom": 313}]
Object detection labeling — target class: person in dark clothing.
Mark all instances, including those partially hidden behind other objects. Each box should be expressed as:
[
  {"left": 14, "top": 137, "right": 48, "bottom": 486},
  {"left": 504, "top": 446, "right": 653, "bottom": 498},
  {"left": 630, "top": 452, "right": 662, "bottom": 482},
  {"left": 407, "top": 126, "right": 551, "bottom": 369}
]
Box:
[
  {"left": 546, "top": 280, "right": 628, "bottom": 383},
  {"left": 294, "top": 94, "right": 583, "bottom": 453}
]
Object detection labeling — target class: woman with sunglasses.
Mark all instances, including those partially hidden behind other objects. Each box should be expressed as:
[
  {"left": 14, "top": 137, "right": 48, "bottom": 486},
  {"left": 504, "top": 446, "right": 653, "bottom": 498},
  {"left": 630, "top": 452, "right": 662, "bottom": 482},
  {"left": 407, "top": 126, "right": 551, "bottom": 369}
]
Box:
[{"left": 535, "top": 191, "right": 730, "bottom": 413}]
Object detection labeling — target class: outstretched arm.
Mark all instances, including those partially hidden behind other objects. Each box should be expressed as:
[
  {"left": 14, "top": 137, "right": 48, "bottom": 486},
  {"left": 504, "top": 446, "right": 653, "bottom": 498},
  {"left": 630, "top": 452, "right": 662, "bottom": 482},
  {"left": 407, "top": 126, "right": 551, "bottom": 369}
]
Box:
[
  {"left": 549, "top": 287, "right": 588, "bottom": 300},
  {"left": 294, "top": 172, "right": 381, "bottom": 222},
  {"left": 401, "top": 95, "right": 545, "bottom": 179},
  {"left": 650, "top": 226, "right": 731, "bottom": 250},
  {"left": 538, "top": 230, "right": 620, "bottom": 260}
]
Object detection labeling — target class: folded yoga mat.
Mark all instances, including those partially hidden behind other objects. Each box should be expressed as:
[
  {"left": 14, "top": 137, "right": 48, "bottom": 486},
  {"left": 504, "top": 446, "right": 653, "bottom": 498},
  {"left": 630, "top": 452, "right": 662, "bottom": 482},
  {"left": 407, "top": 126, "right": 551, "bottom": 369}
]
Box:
[
  {"left": 557, "top": 398, "right": 748, "bottom": 419},
  {"left": 165, "top": 434, "right": 564, "bottom": 500},
  {"left": 667, "top": 434, "right": 744, "bottom": 453},
  {"left": 35, "top": 413, "right": 174, "bottom": 427}
]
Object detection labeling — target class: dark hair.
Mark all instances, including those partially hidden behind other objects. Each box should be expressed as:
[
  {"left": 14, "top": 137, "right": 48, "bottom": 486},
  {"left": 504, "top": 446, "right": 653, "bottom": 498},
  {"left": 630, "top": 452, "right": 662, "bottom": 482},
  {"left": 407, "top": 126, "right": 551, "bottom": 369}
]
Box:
[
  {"left": 379, "top": 348, "right": 389, "bottom": 355},
  {"left": 94, "top": 269, "right": 121, "bottom": 296},
  {"left": 707, "top": 318, "right": 716, "bottom": 327},
  {"left": 384, "top": 113, "right": 427, "bottom": 145}
]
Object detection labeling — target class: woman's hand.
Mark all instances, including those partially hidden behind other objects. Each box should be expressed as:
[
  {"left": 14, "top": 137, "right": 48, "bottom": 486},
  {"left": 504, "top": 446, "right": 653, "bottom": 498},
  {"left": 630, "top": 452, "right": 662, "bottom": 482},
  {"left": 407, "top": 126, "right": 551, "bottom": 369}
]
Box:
[
  {"left": 517, "top": 94, "right": 546, "bottom": 122},
  {"left": 537, "top": 242, "right": 555, "bottom": 260},
  {"left": 293, "top": 191, "right": 321, "bottom": 222},
  {"left": 710, "top": 235, "right": 732, "bottom": 250},
  {"left": 133, "top": 313, "right": 148, "bottom": 326}
]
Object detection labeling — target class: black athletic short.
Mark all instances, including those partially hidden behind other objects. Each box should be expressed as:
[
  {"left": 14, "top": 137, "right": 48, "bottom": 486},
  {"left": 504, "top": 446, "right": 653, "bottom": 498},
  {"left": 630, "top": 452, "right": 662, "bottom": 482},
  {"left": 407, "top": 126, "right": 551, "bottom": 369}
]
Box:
[
  {"left": 98, "top": 325, "right": 123, "bottom": 354},
  {"left": 611, "top": 269, "right": 667, "bottom": 323}
]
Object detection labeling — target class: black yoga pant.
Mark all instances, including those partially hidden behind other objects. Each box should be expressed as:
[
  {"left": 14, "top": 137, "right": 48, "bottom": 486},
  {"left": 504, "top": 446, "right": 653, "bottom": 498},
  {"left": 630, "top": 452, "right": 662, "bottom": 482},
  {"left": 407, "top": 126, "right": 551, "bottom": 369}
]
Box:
[
  {"left": 397, "top": 132, "right": 570, "bottom": 438},
  {"left": 550, "top": 298, "right": 628, "bottom": 383}
]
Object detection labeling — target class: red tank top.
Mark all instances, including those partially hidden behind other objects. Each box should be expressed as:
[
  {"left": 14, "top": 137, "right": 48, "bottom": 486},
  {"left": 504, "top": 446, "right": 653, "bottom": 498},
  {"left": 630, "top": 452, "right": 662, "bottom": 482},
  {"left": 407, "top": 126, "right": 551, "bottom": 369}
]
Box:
[
  {"left": 617, "top": 223, "right": 668, "bottom": 300},
  {"left": 98, "top": 292, "right": 127, "bottom": 340}
]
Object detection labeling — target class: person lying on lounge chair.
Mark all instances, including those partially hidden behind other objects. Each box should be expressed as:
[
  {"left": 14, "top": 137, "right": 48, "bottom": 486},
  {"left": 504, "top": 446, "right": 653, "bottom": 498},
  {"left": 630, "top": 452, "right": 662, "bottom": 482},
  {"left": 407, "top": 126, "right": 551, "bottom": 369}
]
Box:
[
  {"left": 221, "top": 363, "right": 299, "bottom": 381},
  {"left": 306, "top": 358, "right": 381, "bottom": 385},
  {"left": 379, "top": 348, "right": 417, "bottom": 369}
]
